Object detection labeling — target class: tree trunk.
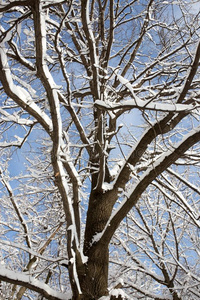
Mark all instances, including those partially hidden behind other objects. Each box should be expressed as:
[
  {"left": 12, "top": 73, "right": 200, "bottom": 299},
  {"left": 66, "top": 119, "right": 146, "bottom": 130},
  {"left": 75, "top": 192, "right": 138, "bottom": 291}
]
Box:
[
  {"left": 75, "top": 190, "right": 113, "bottom": 299},
  {"left": 79, "top": 243, "right": 109, "bottom": 299}
]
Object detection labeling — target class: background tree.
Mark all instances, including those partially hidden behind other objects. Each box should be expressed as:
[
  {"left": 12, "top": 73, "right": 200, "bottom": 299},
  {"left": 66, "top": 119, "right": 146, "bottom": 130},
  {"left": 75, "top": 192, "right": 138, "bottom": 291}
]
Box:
[{"left": 0, "top": 0, "right": 200, "bottom": 299}]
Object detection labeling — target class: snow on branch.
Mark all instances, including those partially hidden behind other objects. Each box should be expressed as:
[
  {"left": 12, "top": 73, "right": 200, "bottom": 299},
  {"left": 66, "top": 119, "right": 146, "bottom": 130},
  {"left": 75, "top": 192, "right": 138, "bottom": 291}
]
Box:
[
  {"left": 95, "top": 99, "right": 196, "bottom": 113},
  {"left": 0, "top": 239, "right": 64, "bottom": 264},
  {"left": 0, "top": 266, "right": 71, "bottom": 300},
  {"left": 125, "top": 282, "right": 173, "bottom": 300},
  {"left": 167, "top": 168, "right": 200, "bottom": 196},
  {"left": 0, "top": 169, "right": 32, "bottom": 249},
  {"left": 0, "top": 108, "right": 34, "bottom": 126}
]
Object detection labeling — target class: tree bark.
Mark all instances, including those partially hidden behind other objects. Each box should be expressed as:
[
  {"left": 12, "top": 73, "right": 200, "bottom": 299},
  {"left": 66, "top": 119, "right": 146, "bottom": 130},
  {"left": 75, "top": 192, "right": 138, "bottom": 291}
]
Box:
[
  {"left": 77, "top": 190, "right": 112, "bottom": 299},
  {"left": 79, "top": 244, "right": 109, "bottom": 299}
]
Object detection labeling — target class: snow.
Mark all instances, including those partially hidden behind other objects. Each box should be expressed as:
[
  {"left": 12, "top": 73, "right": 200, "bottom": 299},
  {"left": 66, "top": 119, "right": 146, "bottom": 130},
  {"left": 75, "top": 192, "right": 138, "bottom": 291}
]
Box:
[
  {"left": 95, "top": 99, "right": 196, "bottom": 113},
  {"left": 102, "top": 182, "right": 113, "bottom": 192},
  {"left": 0, "top": 266, "right": 71, "bottom": 300},
  {"left": 13, "top": 135, "right": 23, "bottom": 143},
  {"left": 59, "top": 148, "right": 81, "bottom": 186},
  {"left": 110, "top": 288, "right": 129, "bottom": 299},
  {"left": 109, "top": 163, "right": 121, "bottom": 177},
  {"left": 0, "top": 140, "right": 22, "bottom": 147},
  {"left": 40, "top": 0, "right": 65, "bottom": 4},
  {"left": 91, "top": 232, "right": 102, "bottom": 245},
  {"left": 0, "top": 25, "right": 12, "bottom": 43},
  {"left": 13, "top": 73, "right": 37, "bottom": 97},
  {"left": 0, "top": 108, "right": 34, "bottom": 125},
  {"left": 71, "top": 249, "right": 82, "bottom": 294},
  {"left": 115, "top": 71, "right": 140, "bottom": 105},
  {"left": 125, "top": 282, "right": 173, "bottom": 299}
]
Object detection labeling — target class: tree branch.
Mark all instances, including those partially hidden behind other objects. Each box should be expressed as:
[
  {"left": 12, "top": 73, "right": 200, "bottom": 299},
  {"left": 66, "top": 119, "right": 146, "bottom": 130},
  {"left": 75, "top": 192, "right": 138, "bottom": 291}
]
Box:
[
  {"left": 0, "top": 46, "right": 53, "bottom": 134},
  {"left": 0, "top": 267, "right": 70, "bottom": 300}
]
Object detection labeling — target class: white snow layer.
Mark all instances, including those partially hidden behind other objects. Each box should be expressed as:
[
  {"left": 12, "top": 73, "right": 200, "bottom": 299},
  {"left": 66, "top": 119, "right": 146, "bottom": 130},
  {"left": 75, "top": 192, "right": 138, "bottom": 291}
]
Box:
[
  {"left": 95, "top": 99, "right": 196, "bottom": 112},
  {"left": 0, "top": 266, "right": 71, "bottom": 300}
]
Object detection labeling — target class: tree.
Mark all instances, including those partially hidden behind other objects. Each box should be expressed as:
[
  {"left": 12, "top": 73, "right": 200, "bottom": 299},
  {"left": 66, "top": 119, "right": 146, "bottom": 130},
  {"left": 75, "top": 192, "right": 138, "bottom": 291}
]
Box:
[{"left": 0, "top": 0, "right": 200, "bottom": 299}]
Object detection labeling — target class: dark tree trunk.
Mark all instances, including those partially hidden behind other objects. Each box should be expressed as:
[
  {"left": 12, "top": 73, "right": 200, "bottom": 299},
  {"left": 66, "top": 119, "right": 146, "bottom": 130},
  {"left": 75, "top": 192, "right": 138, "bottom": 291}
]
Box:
[
  {"left": 79, "top": 244, "right": 109, "bottom": 299},
  {"left": 75, "top": 190, "right": 113, "bottom": 299}
]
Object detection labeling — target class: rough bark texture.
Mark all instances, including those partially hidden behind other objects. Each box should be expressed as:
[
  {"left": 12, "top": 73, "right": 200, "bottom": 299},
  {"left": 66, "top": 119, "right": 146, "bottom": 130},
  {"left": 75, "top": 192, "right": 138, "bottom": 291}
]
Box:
[{"left": 80, "top": 245, "right": 109, "bottom": 299}]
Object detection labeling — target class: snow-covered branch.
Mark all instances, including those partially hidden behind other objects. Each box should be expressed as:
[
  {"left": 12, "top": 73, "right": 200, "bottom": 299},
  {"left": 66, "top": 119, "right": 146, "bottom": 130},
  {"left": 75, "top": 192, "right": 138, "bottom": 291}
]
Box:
[
  {"left": 0, "top": 108, "right": 34, "bottom": 126},
  {"left": 0, "top": 266, "right": 71, "bottom": 300},
  {"left": 95, "top": 98, "right": 196, "bottom": 113},
  {"left": 0, "top": 45, "right": 53, "bottom": 134},
  {"left": 0, "top": 168, "right": 32, "bottom": 249}
]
